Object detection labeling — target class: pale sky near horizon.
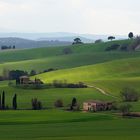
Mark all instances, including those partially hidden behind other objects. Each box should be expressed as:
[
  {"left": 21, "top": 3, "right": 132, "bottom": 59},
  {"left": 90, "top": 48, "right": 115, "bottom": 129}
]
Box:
[{"left": 0, "top": 0, "right": 140, "bottom": 35}]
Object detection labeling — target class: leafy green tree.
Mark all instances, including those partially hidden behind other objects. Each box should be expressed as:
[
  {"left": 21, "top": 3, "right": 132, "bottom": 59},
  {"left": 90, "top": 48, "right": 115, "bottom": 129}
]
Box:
[
  {"left": 73, "top": 38, "right": 83, "bottom": 45},
  {"left": 9, "top": 70, "right": 28, "bottom": 80},
  {"left": 121, "top": 87, "right": 139, "bottom": 102},
  {"left": 108, "top": 36, "right": 115, "bottom": 41}
]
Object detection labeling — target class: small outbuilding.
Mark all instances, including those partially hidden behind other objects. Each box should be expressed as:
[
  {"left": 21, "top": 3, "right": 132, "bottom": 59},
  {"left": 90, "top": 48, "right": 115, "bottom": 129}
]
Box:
[
  {"left": 83, "top": 100, "right": 112, "bottom": 112},
  {"left": 19, "top": 76, "right": 43, "bottom": 85},
  {"left": 20, "top": 76, "right": 30, "bottom": 84}
]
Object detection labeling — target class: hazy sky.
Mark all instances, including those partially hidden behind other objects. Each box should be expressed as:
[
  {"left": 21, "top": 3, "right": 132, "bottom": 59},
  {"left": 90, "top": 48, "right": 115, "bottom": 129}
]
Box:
[{"left": 0, "top": 0, "right": 140, "bottom": 35}]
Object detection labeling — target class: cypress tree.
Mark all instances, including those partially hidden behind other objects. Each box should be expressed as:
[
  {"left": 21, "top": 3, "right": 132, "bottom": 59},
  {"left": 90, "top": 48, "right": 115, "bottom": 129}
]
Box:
[
  {"left": 0, "top": 94, "right": 1, "bottom": 109},
  {"left": 72, "top": 97, "right": 77, "bottom": 106},
  {"left": 13, "top": 94, "right": 17, "bottom": 110},
  {"left": 2, "top": 91, "right": 5, "bottom": 110}
]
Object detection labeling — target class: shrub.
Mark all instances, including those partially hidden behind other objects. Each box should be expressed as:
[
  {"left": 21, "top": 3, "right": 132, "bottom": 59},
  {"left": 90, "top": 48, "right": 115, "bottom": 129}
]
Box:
[
  {"left": 54, "top": 99, "right": 63, "bottom": 108},
  {"left": 95, "top": 39, "right": 103, "bottom": 44},
  {"left": 105, "top": 44, "right": 120, "bottom": 51},
  {"left": 121, "top": 87, "right": 139, "bottom": 102},
  {"left": 63, "top": 48, "right": 73, "bottom": 55},
  {"left": 120, "top": 44, "right": 129, "bottom": 51},
  {"left": 43, "top": 68, "right": 57, "bottom": 73},
  {"left": 119, "top": 103, "right": 132, "bottom": 116},
  {"left": 31, "top": 98, "right": 42, "bottom": 110}
]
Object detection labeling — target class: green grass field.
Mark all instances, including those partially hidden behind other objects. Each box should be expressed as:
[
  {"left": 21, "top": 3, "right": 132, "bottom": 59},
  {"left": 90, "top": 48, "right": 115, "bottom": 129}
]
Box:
[
  {"left": 0, "top": 81, "right": 113, "bottom": 109},
  {"left": 0, "top": 110, "right": 140, "bottom": 140},
  {"left": 0, "top": 39, "right": 140, "bottom": 140}
]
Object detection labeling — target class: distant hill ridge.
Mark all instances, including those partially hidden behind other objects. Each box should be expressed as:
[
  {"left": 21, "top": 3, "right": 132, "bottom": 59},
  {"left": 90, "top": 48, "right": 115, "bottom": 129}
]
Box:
[{"left": 0, "top": 37, "right": 71, "bottom": 49}]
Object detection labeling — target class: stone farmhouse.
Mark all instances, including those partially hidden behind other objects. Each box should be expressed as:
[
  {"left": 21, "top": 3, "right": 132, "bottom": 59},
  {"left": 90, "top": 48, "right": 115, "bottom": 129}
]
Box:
[
  {"left": 19, "top": 76, "right": 43, "bottom": 85},
  {"left": 83, "top": 100, "right": 113, "bottom": 112}
]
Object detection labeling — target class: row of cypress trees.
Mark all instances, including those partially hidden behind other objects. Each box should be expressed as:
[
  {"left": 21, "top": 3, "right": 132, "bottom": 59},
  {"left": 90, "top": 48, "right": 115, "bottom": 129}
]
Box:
[{"left": 0, "top": 91, "right": 17, "bottom": 110}]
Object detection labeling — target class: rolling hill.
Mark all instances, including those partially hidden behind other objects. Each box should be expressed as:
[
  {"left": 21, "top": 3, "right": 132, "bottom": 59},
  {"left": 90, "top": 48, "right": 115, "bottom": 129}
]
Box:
[
  {"left": 0, "top": 39, "right": 134, "bottom": 63},
  {"left": 0, "top": 39, "right": 139, "bottom": 140},
  {"left": 34, "top": 57, "right": 140, "bottom": 95},
  {"left": 0, "top": 39, "right": 139, "bottom": 98}
]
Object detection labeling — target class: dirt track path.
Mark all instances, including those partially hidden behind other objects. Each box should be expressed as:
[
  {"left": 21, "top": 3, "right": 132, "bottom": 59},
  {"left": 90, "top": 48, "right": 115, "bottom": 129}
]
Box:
[{"left": 88, "top": 85, "right": 118, "bottom": 99}]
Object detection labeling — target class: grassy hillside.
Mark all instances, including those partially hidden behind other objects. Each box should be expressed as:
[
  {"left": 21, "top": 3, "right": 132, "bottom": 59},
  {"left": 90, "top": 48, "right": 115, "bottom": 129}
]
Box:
[
  {"left": 0, "top": 52, "right": 140, "bottom": 74},
  {"left": 0, "top": 81, "right": 113, "bottom": 109},
  {"left": 0, "top": 39, "right": 132, "bottom": 63},
  {"left": 0, "top": 39, "right": 139, "bottom": 140},
  {"left": 0, "top": 39, "right": 139, "bottom": 75},
  {"left": 35, "top": 57, "right": 140, "bottom": 95}
]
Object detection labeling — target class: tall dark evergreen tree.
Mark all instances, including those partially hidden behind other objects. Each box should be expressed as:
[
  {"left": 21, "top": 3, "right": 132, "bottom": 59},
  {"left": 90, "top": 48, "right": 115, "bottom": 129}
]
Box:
[
  {"left": 72, "top": 97, "right": 77, "bottom": 106},
  {"left": 0, "top": 94, "right": 1, "bottom": 109},
  {"left": 2, "top": 91, "right": 5, "bottom": 110},
  {"left": 13, "top": 94, "right": 17, "bottom": 110}
]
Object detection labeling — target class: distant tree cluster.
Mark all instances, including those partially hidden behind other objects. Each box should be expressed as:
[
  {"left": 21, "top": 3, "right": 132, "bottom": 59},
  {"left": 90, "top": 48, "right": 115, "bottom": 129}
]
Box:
[
  {"left": 0, "top": 68, "right": 58, "bottom": 81},
  {"left": 121, "top": 87, "right": 139, "bottom": 102},
  {"left": 128, "top": 36, "right": 140, "bottom": 51},
  {"left": 105, "top": 32, "right": 140, "bottom": 51},
  {"left": 52, "top": 80, "right": 87, "bottom": 88},
  {"left": 105, "top": 43, "right": 130, "bottom": 51},
  {"left": 119, "top": 103, "right": 132, "bottom": 116},
  {"left": 0, "top": 69, "right": 28, "bottom": 81},
  {"left": 1, "top": 45, "right": 15, "bottom": 50},
  {"left": 31, "top": 98, "right": 42, "bottom": 110},
  {"left": 9, "top": 70, "right": 28, "bottom": 80}
]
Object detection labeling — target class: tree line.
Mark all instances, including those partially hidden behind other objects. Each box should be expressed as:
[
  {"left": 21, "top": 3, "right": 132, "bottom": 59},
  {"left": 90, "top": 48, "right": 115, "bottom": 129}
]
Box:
[
  {"left": 0, "top": 68, "right": 57, "bottom": 81},
  {"left": 1, "top": 45, "right": 15, "bottom": 50},
  {"left": 0, "top": 91, "right": 80, "bottom": 111},
  {"left": 0, "top": 91, "right": 17, "bottom": 110}
]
